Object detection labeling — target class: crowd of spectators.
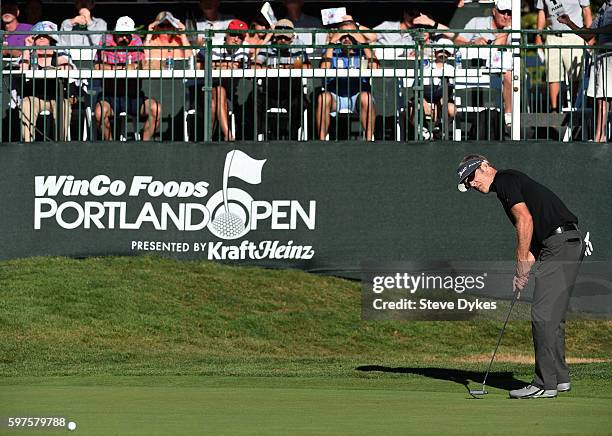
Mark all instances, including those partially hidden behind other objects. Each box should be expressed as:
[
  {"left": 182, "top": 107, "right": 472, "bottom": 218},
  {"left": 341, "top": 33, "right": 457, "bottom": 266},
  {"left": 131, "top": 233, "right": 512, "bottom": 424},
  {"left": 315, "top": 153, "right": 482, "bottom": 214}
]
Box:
[{"left": 1, "top": 0, "right": 611, "bottom": 142}]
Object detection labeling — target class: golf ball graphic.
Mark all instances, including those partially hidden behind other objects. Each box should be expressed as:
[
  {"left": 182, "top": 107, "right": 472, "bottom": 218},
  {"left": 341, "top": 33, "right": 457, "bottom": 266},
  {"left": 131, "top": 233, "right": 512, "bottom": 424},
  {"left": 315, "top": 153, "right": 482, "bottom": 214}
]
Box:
[
  {"left": 206, "top": 188, "right": 253, "bottom": 240},
  {"left": 211, "top": 211, "right": 246, "bottom": 239},
  {"left": 67, "top": 421, "right": 77, "bottom": 431}
]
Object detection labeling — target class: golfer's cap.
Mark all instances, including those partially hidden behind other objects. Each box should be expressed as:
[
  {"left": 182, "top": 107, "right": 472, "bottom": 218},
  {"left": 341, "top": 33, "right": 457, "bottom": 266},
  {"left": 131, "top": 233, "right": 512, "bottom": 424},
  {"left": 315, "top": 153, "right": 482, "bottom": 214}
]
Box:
[
  {"left": 227, "top": 19, "right": 248, "bottom": 31},
  {"left": 157, "top": 11, "right": 180, "bottom": 29},
  {"left": 31, "top": 21, "right": 60, "bottom": 42},
  {"left": 456, "top": 158, "right": 484, "bottom": 192},
  {"left": 495, "top": 0, "right": 512, "bottom": 11},
  {"left": 115, "top": 16, "right": 135, "bottom": 32}
]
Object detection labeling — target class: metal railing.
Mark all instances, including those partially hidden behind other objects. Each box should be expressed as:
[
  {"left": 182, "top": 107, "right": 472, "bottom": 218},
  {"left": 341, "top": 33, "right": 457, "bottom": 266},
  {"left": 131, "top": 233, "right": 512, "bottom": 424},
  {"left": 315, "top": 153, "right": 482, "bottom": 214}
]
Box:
[{"left": 1, "top": 28, "right": 609, "bottom": 143}]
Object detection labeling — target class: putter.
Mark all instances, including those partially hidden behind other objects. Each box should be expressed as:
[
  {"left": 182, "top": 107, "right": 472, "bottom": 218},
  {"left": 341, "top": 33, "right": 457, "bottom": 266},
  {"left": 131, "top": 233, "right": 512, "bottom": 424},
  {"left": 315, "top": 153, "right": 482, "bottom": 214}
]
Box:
[{"left": 469, "top": 292, "right": 519, "bottom": 397}]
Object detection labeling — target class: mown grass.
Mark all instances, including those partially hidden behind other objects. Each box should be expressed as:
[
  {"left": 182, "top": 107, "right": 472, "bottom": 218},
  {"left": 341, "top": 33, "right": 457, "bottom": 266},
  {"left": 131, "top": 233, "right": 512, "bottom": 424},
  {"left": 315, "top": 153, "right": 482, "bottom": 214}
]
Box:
[{"left": 1, "top": 256, "right": 610, "bottom": 377}]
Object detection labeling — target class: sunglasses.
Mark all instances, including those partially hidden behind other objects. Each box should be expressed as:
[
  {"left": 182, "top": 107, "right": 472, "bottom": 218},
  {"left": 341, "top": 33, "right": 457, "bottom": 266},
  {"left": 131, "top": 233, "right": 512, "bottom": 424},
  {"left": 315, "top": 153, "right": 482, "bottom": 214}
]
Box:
[
  {"left": 496, "top": 9, "right": 512, "bottom": 16},
  {"left": 464, "top": 165, "right": 481, "bottom": 187}
]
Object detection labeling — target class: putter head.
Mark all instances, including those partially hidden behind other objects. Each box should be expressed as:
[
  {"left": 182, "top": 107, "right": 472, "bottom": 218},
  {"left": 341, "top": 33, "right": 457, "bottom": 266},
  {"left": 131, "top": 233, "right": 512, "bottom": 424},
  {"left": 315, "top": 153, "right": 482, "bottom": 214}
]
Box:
[{"left": 469, "top": 389, "right": 488, "bottom": 396}]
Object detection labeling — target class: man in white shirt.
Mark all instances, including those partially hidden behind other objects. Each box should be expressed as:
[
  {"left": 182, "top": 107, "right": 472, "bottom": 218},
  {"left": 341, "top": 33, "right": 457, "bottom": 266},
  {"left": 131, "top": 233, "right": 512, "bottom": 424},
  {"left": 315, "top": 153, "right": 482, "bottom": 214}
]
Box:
[
  {"left": 375, "top": 8, "right": 452, "bottom": 46},
  {"left": 195, "top": 0, "right": 235, "bottom": 46},
  {"left": 455, "top": 0, "right": 514, "bottom": 129},
  {"left": 374, "top": 8, "right": 453, "bottom": 60},
  {"left": 535, "top": 0, "right": 592, "bottom": 112}
]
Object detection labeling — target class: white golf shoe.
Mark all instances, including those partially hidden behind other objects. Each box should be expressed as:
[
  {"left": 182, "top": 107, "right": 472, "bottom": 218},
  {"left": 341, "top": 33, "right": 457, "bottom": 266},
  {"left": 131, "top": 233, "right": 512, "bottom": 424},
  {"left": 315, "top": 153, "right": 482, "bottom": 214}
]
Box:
[
  {"left": 557, "top": 382, "right": 571, "bottom": 392},
  {"left": 509, "top": 384, "right": 558, "bottom": 399}
]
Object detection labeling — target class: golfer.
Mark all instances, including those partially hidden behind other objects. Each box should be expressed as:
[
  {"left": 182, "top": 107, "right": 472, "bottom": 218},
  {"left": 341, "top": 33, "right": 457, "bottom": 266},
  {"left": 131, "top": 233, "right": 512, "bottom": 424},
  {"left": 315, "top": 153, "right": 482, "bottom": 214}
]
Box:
[{"left": 457, "top": 154, "right": 584, "bottom": 399}]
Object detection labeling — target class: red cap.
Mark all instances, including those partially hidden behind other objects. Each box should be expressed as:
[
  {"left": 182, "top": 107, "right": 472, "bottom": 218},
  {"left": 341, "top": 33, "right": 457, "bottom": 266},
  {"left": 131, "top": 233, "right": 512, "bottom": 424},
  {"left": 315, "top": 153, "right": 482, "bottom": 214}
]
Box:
[{"left": 227, "top": 19, "right": 248, "bottom": 31}]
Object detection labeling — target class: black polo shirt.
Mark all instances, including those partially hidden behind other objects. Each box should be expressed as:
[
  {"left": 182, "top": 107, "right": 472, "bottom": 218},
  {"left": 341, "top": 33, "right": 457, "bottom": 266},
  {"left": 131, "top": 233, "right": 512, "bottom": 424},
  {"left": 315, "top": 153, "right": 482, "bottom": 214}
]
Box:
[{"left": 490, "top": 169, "right": 578, "bottom": 257}]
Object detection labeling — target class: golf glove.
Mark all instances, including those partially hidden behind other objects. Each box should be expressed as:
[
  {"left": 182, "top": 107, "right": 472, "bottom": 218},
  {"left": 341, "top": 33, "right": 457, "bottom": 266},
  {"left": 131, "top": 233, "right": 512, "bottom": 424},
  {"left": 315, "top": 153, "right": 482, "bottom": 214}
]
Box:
[{"left": 584, "top": 231, "right": 593, "bottom": 256}]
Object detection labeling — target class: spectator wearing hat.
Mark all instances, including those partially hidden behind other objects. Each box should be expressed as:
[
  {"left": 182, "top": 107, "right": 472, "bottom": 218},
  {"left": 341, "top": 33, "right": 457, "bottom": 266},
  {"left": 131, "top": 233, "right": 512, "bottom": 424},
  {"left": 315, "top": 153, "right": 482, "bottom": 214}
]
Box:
[
  {"left": 60, "top": 0, "right": 107, "bottom": 62},
  {"left": 2, "top": 1, "right": 33, "bottom": 58},
  {"left": 317, "top": 17, "right": 378, "bottom": 141},
  {"left": 198, "top": 19, "right": 250, "bottom": 141},
  {"left": 94, "top": 16, "right": 161, "bottom": 141},
  {"left": 96, "top": 16, "right": 144, "bottom": 69},
  {"left": 254, "top": 18, "right": 311, "bottom": 140},
  {"left": 19, "top": 21, "right": 74, "bottom": 142},
  {"left": 535, "top": 0, "right": 592, "bottom": 113},
  {"left": 195, "top": 0, "right": 235, "bottom": 46},
  {"left": 143, "top": 11, "right": 193, "bottom": 70},
  {"left": 455, "top": 0, "right": 514, "bottom": 130}
]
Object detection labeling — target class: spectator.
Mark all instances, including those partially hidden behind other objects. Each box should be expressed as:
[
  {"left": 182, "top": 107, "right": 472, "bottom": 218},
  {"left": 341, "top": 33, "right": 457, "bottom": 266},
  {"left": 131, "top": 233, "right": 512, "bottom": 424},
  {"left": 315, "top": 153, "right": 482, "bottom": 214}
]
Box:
[
  {"left": 317, "top": 17, "right": 379, "bottom": 141},
  {"left": 455, "top": 0, "right": 514, "bottom": 129},
  {"left": 375, "top": 8, "right": 452, "bottom": 47},
  {"left": 19, "top": 21, "right": 73, "bottom": 142},
  {"left": 282, "top": 0, "right": 323, "bottom": 48},
  {"left": 535, "top": 0, "right": 592, "bottom": 112},
  {"left": 200, "top": 19, "right": 250, "bottom": 141},
  {"left": 244, "top": 15, "right": 272, "bottom": 59},
  {"left": 2, "top": 1, "right": 33, "bottom": 58},
  {"left": 558, "top": 1, "right": 612, "bottom": 142},
  {"left": 143, "top": 11, "right": 193, "bottom": 70},
  {"left": 94, "top": 16, "right": 161, "bottom": 141},
  {"left": 60, "top": 0, "right": 107, "bottom": 62},
  {"left": 254, "top": 18, "right": 310, "bottom": 139},
  {"left": 423, "top": 38, "right": 457, "bottom": 138},
  {"left": 195, "top": 0, "right": 235, "bottom": 46},
  {"left": 24, "top": 0, "right": 43, "bottom": 25}
]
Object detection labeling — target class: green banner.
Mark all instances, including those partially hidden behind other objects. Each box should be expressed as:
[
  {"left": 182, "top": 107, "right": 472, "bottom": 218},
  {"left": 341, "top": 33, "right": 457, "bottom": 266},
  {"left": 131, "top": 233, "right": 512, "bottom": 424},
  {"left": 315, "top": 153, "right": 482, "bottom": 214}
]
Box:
[{"left": 1, "top": 141, "right": 610, "bottom": 278}]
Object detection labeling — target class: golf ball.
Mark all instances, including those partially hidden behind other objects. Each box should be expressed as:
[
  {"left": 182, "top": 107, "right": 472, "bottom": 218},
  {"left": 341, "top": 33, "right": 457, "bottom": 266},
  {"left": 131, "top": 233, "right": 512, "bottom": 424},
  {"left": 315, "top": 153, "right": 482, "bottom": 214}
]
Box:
[{"left": 67, "top": 421, "right": 77, "bottom": 431}]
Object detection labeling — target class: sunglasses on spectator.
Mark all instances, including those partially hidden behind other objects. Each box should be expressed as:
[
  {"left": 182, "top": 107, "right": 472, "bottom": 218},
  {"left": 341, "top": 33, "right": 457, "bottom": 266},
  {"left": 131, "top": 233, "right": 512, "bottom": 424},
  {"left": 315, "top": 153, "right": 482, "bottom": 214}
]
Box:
[{"left": 496, "top": 9, "right": 512, "bottom": 16}]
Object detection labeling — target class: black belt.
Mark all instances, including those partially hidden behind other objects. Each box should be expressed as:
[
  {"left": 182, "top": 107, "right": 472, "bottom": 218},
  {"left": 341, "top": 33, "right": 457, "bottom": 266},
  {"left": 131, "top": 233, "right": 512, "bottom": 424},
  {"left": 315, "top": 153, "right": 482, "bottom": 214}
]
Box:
[{"left": 549, "top": 224, "right": 578, "bottom": 237}]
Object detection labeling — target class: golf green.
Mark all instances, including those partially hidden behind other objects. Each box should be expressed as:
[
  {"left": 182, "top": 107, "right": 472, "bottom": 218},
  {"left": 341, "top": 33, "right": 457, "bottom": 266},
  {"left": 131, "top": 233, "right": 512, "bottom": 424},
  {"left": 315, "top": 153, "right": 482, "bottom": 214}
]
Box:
[{"left": 2, "top": 375, "right": 611, "bottom": 435}]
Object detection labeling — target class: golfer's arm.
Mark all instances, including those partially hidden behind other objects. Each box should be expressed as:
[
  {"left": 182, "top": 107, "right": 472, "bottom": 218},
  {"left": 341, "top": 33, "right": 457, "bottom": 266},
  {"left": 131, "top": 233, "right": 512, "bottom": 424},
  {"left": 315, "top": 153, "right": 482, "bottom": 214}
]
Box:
[{"left": 511, "top": 202, "right": 533, "bottom": 262}]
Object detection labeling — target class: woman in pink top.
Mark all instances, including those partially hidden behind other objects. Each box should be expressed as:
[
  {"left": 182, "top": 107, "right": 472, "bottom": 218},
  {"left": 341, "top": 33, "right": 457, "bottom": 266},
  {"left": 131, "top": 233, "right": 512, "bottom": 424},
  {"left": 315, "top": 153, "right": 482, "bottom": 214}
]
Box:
[{"left": 143, "top": 11, "right": 193, "bottom": 70}]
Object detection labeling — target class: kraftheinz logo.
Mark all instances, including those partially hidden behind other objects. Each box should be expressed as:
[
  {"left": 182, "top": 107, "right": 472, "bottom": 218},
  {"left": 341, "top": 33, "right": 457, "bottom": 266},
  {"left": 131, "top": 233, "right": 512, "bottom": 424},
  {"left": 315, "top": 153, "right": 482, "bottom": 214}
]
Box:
[{"left": 33, "top": 150, "right": 316, "bottom": 259}]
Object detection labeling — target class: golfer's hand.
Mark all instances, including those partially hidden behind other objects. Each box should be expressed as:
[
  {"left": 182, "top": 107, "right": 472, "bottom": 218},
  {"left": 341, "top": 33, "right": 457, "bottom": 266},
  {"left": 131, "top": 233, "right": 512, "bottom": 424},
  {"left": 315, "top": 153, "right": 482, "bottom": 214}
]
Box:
[
  {"left": 584, "top": 231, "right": 593, "bottom": 256},
  {"left": 513, "top": 273, "right": 529, "bottom": 296}
]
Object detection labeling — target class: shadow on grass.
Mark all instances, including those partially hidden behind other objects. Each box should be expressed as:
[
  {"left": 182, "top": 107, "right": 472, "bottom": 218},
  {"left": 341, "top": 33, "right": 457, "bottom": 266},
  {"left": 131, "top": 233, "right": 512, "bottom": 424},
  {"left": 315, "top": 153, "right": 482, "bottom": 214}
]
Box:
[{"left": 355, "top": 365, "right": 526, "bottom": 392}]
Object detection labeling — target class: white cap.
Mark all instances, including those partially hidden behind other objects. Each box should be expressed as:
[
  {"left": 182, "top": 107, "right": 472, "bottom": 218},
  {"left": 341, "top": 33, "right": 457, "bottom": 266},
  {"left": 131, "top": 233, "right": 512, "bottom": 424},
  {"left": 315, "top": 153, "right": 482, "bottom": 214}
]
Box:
[
  {"left": 115, "top": 16, "right": 135, "bottom": 32},
  {"left": 495, "top": 0, "right": 512, "bottom": 11},
  {"left": 433, "top": 38, "right": 455, "bottom": 53}
]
